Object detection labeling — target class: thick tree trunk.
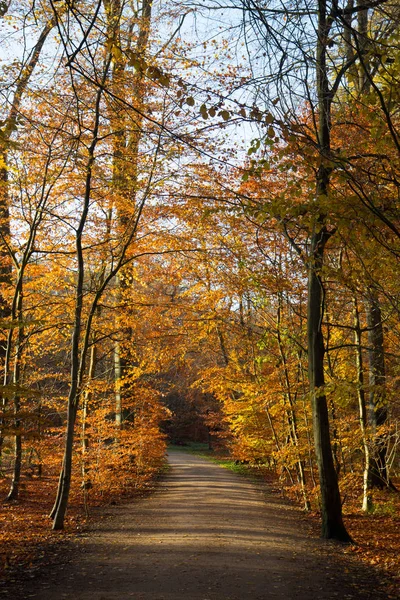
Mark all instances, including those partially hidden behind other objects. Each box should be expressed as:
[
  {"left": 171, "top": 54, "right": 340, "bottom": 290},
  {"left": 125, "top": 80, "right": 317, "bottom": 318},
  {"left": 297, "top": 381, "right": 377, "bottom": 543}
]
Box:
[
  {"left": 107, "top": 0, "right": 152, "bottom": 425},
  {"left": 307, "top": 230, "right": 351, "bottom": 541},
  {"left": 306, "top": 0, "right": 352, "bottom": 542}
]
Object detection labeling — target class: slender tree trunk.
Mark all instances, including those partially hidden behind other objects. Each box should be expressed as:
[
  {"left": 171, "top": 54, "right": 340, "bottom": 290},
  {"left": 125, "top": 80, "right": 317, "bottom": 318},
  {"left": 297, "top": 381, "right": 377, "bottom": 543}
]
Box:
[
  {"left": 6, "top": 287, "right": 24, "bottom": 500},
  {"left": 52, "top": 76, "right": 105, "bottom": 530},
  {"left": 277, "top": 297, "right": 310, "bottom": 510},
  {"left": 326, "top": 320, "right": 347, "bottom": 475},
  {"left": 353, "top": 298, "right": 372, "bottom": 511},
  {"left": 81, "top": 342, "right": 96, "bottom": 515},
  {"left": 114, "top": 322, "right": 123, "bottom": 427},
  {"left": 52, "top": 401, "right": 78, "bottom": 530},
  {"left": 0, "top": 152, "right": 12, "bottom": 460},
  {"left": 0, "top": 21, "right": 54, "bottom": 462},
  {"left": 365, "top": 291, "right": 396, "bottom": 490}
]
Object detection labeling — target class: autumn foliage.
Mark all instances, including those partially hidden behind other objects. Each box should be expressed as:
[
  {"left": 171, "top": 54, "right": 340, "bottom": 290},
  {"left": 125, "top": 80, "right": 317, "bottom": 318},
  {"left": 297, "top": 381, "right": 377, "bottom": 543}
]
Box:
[{"left": 1, "top": 0, "right": 400, "bottom": 591}]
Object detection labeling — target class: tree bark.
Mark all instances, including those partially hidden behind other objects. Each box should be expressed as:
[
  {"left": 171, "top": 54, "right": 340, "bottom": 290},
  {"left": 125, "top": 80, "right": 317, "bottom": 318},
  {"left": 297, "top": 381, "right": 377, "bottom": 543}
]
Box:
[
  {"left": 5, "top": 286, "right": 24, "bottom": 501},
  {"left": 277, "top": 296, "right": 310, "bottom": 511},
  {"left": 307, "top": 227, "right": 351, "bottom": 540},
  {"left": 365, "top": 290, "right": 396, "bottom": 490},
  {"left": 306, "top": 0, "right": 352, "bottom": 541},
  {"left": 0, "top": 21, "right": 54, "bottom": 465},
  {"left": 51, "top": 74, "right": 105, "bottom": 529},
  {"left": 105, "top": 0, "right": 152, "bottom": 426},
  {"left": 353, "top": 297, "right": 372, "bottom": 511}
]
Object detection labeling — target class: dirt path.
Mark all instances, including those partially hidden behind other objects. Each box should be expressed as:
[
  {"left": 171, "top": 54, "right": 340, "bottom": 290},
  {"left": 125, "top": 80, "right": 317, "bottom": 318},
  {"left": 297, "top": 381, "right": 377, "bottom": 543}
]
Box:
[{"left": 9, "top": 450, "right": 388, "bottom": 600}]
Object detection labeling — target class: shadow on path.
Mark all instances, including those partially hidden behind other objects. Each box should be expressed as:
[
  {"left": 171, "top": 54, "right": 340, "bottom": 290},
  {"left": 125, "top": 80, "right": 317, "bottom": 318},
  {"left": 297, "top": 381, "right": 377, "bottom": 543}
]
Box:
[{"left": 5, "top": 450, "right": 388, "bottom": 600}]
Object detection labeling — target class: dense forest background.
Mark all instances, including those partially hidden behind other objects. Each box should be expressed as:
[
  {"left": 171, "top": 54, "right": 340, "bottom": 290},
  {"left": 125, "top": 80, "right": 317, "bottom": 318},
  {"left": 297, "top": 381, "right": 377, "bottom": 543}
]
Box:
[{"left": 0, "top": 0, "right": 399, "bottom": 583}]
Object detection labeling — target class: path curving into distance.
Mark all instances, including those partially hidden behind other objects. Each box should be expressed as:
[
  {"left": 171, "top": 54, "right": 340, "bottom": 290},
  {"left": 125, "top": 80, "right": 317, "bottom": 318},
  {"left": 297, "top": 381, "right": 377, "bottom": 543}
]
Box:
[{"left": 10, "top": 450, "right": 388, "bottom": 600}]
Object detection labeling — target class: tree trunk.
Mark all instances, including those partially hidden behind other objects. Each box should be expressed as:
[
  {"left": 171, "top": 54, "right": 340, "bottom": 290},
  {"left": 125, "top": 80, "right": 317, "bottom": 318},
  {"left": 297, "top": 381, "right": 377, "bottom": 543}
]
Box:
[
  {"left": 52, "top": 402, "right": 78, "bottom": 530},
  {"left": 365, "top": 291, "right": 396, "bottom": 490},
  {"left": 307, "top": 229, "right": 351, "bottom": 540},
  {"left": 106, "top": 0, "right": 152, "bottom": 425},
  {"left": 0, "top": 21, "right": 54, "bottom": 462},
  {"left": 0, "top": 152, "right": 12, "bottom": 459},
  {"left": 81, "top": 342, "right": 96, "bottom": 515},
  {"left": 114, "top": 329, "right": 123, "bottom": 427},
  {"left": 353, "top": 297, "right": 372, "bottom": 511},
  {"left": 307, "top": 0, "right": 352, "bottom": 542},
  {"left": 277, "top": 297, "right": 310, "bottom": 511},
  {"left": 51, "top": 71, "right": 106, "bottom": 529},
  {"left": 6, "top": 287, "right": 24, "bottom": 501}
]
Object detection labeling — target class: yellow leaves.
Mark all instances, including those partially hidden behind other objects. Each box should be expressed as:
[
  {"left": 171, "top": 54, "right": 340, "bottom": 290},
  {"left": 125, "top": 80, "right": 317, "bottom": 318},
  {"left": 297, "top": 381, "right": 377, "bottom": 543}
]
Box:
[
  {"left": 105, "top": 38, "right": 125, "bottom": 64},
  {"left": 111, "top": 44, "right": 123, "bottom": 62}
]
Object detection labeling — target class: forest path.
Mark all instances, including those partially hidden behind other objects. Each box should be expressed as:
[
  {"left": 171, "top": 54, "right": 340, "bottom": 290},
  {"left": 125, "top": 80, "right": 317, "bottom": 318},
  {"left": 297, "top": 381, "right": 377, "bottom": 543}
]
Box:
[{"left": 17, "top": 450, "right": 387, "bottom": 600}]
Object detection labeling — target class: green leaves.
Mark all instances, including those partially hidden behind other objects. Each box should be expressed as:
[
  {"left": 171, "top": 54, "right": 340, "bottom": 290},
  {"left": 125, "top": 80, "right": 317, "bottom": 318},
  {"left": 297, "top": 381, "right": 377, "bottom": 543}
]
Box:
[
  {"left": 200, "top": 104, "right": 208, "bottom": 119},
  {"left": 247, "top": 139, "right": 260, "bottom": 156},
  {"left": 219, "top": 110, "right": 230, "bottom": 121},
  {"left": 242, "top": 156, "right": 271, "bottom": 181}
]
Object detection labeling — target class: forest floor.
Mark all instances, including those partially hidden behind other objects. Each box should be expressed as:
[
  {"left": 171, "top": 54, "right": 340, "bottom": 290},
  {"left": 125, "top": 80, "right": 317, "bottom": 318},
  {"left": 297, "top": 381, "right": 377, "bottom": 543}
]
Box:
[{"left": 1, "top": 449, "right": 397, "bottom": 600}]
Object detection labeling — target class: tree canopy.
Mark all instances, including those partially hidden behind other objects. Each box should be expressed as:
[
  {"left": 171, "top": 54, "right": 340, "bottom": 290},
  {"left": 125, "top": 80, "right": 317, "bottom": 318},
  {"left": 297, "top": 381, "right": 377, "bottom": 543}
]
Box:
[{"left": 0, "top": 0, "right": 399, "bottom": 567}]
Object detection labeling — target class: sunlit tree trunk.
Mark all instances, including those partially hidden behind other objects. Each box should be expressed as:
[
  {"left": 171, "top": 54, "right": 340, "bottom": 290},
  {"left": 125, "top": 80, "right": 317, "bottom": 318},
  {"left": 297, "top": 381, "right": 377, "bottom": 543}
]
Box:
[
  {"left": 81, "top": 342, "right": 97, "bottom": 515},
  {"left": 353, "top": 297, "right": 372, "bottom": 511},
  {"left": 105, "top": 0, "right": 153, "bottom": 426}
]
